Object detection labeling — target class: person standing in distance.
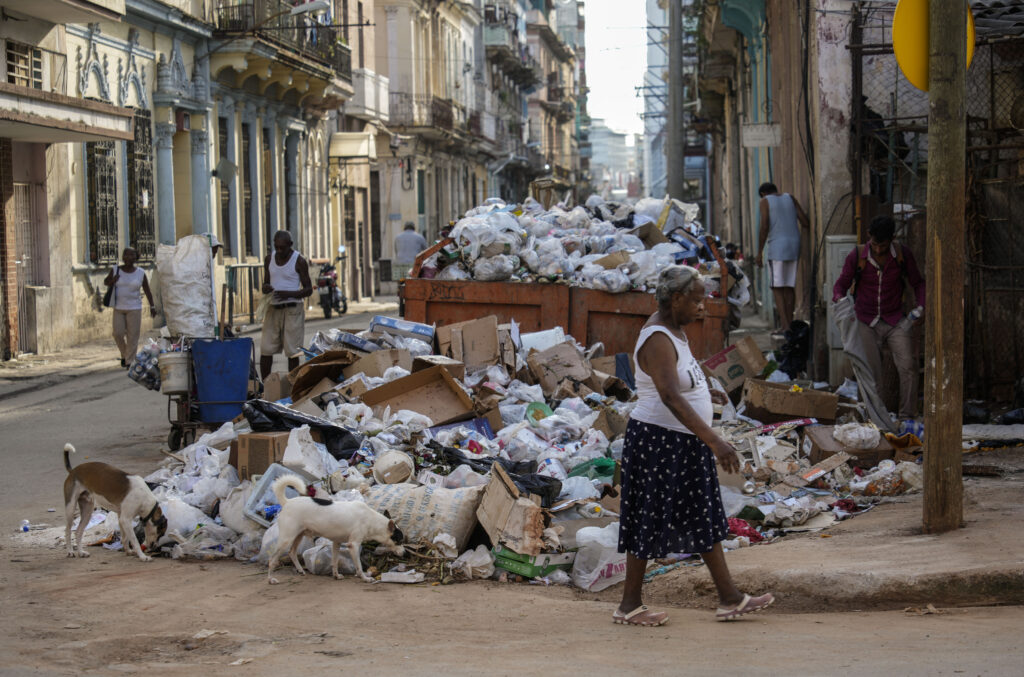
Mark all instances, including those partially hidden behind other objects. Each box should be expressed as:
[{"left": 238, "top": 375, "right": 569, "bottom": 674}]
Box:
[
  {"left": 260, "top": 231, "right": 312, "bottom": 379},
  {"left": 392, "top": 222, "right": 428, "bottom": 281},
  {"left": 754, "top": 183, "right": 810, "bottom": 334},
  {"left": 104, "top": 246, "right": 156, "bottom": 368}
]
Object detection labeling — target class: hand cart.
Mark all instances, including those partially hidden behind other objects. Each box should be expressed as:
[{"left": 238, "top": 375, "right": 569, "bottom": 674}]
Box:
[{"left": 165, "top": 337, "right": 258, "bottom": 450}]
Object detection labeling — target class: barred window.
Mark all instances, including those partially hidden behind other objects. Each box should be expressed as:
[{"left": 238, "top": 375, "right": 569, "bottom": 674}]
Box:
[
  {"left": 86, "top": 140, "right": 119, "bottom": 265},
  {"left": 127, "top": 108, "right": 155, "bottom": 262},
  {"left": 6, "top": 41, "right": 42, "bottom": 89}
]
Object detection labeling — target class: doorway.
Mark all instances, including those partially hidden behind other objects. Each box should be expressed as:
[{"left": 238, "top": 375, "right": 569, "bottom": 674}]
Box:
[{"left": 12, "top": 182, "right": 37, "bottom": 353}]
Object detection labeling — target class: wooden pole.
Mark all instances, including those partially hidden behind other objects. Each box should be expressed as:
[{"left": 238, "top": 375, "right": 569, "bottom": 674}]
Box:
[{"left": 922, "top": 0, "right": 966, "bottom": 533}]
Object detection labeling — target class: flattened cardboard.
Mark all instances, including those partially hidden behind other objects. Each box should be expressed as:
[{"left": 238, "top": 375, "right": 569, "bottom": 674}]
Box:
[
  {"left": 288, "top": 350, "right": 357, "bottom": 403},
  {"left": 741, "top": 378, "right": 838, "bottom": 423},
  {"left": 412, "top": 355, "right": 466, "bottom": 381},
  {"left": 527, "top": 342, "right": 594, "bottom": 397},
  {"left": 360, "top": 366, "right": 475, "bottom": 426},
  {"left": 342, "top": 349, "right": 413, "bottom": 380},
  {"left": 475, "top": 464, "right": 546, "bottom": 556},
  {"left": 293, "top": 377, "right": 339, "bottom": 406},
  {"left": 701, "top": 337, "right": 768, "bottom": 393},
  {"left": 263, "top": 372, "right": 291, "bottom": 402},
  {"left": 334, "top": 374, "right": 370, "bottom": 402},
  {"left": 594, "top": 251, "right": 632, "bottom": 270},
  {"left": 497, "top": 323, "right": 517, "bottom": 371},
  {"left": 436, "top": 316, "right": 501, "bottom": 372},
  {"left": 627, "top": 222, "right": 671, "bottom": 248},
  {"left": 291, "top": 398, "right": 326, "bottom": 418},
  {"left": 802, "top": 425, "right": 894, "bottom": 469}
]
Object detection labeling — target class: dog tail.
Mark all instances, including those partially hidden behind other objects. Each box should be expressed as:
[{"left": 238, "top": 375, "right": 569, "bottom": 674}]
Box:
[
  {"left": 63, "top": 443, "right": 76, "bottom": 472},
  {"left": 271, "top": 474, "right": 308, "bottom": 507}
]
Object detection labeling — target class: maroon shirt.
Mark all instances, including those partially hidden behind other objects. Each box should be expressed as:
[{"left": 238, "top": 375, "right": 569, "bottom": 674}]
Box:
[{"left": 832, "top": 243, "right": 926, "bottom": 326}]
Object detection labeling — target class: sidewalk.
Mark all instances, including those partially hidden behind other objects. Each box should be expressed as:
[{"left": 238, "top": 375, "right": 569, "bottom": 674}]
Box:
[{"left": 0, "top": 296, "right": 399, "bottom": 402}]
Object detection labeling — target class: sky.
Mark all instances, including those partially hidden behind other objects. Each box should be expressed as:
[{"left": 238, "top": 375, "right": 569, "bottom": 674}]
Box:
[{"left": 584, "top": 0, "right": 647, "bottom": 137}]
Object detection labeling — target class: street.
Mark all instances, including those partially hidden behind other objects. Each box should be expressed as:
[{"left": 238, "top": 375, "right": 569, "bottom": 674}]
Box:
[{"left": 1, "top": 308, "right": 1023, "bottom": 675}]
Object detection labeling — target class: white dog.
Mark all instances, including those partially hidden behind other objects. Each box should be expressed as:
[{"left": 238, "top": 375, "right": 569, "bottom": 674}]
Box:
[
  {"left": 266, "top": 475, "right": 405, "bottom": 585},
  {"left": 62, "top": 444, "right": 166, "bottom": 561}
]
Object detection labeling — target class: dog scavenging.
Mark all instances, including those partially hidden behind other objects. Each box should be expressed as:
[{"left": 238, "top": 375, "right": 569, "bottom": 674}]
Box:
[{"left": 52, "top": 306, "right": 933, "bottom": 591}]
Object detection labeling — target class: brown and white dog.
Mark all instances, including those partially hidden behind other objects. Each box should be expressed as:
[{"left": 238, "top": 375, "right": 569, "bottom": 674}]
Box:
[
  {"left": 266, "top": 475, "right": 405, "bottom": 584},
  {"left": 63, "top": 443, "right": 167, "bottom": 561}
]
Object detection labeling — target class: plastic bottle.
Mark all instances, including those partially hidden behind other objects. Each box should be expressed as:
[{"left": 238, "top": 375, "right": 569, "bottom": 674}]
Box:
[
  {"left": 899, "top": 306, "right": 923, "bottom": 331},
  {"left": 20, "top": 520, "right": 30, "bottom": 532}
]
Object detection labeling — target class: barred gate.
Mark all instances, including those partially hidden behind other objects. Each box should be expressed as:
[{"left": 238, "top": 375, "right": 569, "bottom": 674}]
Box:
[{"left": 850, "top": 4, "right": 1024, "bottom": 402}]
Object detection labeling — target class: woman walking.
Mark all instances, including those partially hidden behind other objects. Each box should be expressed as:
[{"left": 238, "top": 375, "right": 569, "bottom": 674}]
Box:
[
  {"left": 103, "top": 247, "right": 155, "bottom": 367},
  {"left": 613, "top": 265, "right": 774, "bottom": 626}
]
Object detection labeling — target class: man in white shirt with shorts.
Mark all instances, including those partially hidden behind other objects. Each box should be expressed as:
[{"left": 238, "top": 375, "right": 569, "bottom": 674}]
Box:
[
  {"left": 260, "top": 230, "right": 312, "bottom": 378},
  {"left": 755, "top": 182, "right": 810, "bottom": 334}
]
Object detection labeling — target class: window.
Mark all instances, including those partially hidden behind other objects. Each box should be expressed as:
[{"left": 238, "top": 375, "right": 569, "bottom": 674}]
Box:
[
  {"left": 86, "top": 141, "right": 119, "bottom": 265},
  {"left": 241, "top": 123, "right": 253, "bottom": 256},
  {"left": 127, "top": 109, "right": 155, "bottom": 262},
  {"left": 218, "top": 118, "right": 232, "bottom": 256},
  {"left": 6, "top": 41, "right": 42, "bottom": 89}
]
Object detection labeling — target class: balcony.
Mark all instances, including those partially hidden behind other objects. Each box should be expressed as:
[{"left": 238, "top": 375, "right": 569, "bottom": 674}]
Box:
[
  {"left": 389, "top": 93, "right": 454, "bottom": 133},
  {"left": 348, "top": 68, "right": 389, "bottom": 122},
  {"left": 1, "top": 0, "right": 123, "bottom": 24},
  {"left": 0, "top": 39, "right": 133, "bottom": 143},
  {"left": 214, "top": 0, "right": 353, "bottom": 82}
]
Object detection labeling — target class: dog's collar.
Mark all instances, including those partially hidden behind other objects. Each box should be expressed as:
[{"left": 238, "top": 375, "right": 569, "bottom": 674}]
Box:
[{"left": 141, "top": 503, "right": 160, "bottom": 524}]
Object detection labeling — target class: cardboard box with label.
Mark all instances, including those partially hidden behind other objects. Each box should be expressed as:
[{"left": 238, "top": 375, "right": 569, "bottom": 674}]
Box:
[
  {"left": 802, "top": 425, "right": 895, "bottom": 469},
  {"left": 263, "top": 372, "right": 291, "bottom": 402},
  {"left": 741, "top": 378, "right": 838, "bottom": 424},
  {"left": 360, "top": 365, "right": 475, "bottom": 426},
  {"left": 342, "top": 349, "right": 413, "bottom": 380},
  {"left": 368, "top": 315, "right": 435, "bottom": 345},
  {"left": 233, "top": 431, "right": 291, "bottom": 481},
  {"left": 436, "top": 316, "right": 501, "bottom": 372},
  {"left": 701, "top": 337, "right": 768, "bottom": 393}
]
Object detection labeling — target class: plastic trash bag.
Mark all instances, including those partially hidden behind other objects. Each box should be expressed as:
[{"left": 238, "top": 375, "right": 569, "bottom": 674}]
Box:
[
  {"left": 256, "top": 522, "right": 314, "bottom": 565},
  {"left": 161, "top": 497, "right": 211, "bottom": 538},
  {"left": 382, "top": 365, "right": 412, "bottom": 382},
  {"left": 242, "top": 400, "right": 362, "bottom": 460},
  {"left": 438, "top": 264, "right": 471, "bottom": 281},
  {"left": 283, "top": 425, "right": 343, "bottom": 479},
  {"left": 473, "top": 254, "right": 518, "bottom": 281},
  {"left": 590, "top": 268, "right": 632, "bottom": 294},
  {"left": 302, "top": 537, "right": 358, "bottom": 576},
  {"left": 452, "top": 544, "right": 495, "bottom": 580},
  {"left": 558, "top": 475, "right": 602, "bottom": 501},
  {"left": 571, "top": 522, "right": 627, "bottom": 591},
  {"left": 836, "top": 378, "right": 860, "bottom": 401},
  {"left": 443, "top": 464, "right": 488, "bottom": 489},
  {"left": 832, "top": 422, "right": 881, "bottom": 450}
]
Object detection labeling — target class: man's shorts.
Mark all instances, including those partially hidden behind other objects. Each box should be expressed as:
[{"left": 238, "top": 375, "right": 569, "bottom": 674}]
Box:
[
  {"left": 261, "top": 303, "right": 305, "bottom": 358},
  {"left": 769, "top": 260, "right": 797, "bottom": 288}
]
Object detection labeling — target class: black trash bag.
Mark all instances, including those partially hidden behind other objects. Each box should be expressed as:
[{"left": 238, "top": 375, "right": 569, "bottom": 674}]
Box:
[
  {"left": 242, "top": 399, "right": 362, "bottom": 460},
  {"left": 995, "top": 408, "right": 1024, "bottom": 425},
  {"left": 963, "top": 400, "right": 991, "bottom": 424},
  {"left": 432, "top": 442, "right": 562, "bottom": 508},
  {"left": 777, "top": 320, "right": 811, "bottom": 378}
]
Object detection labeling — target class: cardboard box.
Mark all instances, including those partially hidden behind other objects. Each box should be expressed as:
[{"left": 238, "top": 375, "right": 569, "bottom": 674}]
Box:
[
  {"left": 334, "top": 374, "right": 370, "bottom": 402},
  {"left": 591, "top": 354, "right": 635, "bottom": 385},
  {"left": 594, "top": 251, "right": 632, "bottom": 270},
  {"left": 527, "top": 342, "right": 596, "bottom": 397},
  {"left": 288, "top": 350, "right": 357, "bottom": 402},
  {"left": 334, "top": 332, "right": 381, "bottom": 353},
  {"left": 492, "top": 547, "right": 576, "bottom": 578},
  {"left": 291, "top": 398, "right": 325, "bottom": 418},
  {"left": 701, "top": 337, "right": 768, "bottom": 393},
  {"left": 360, "top": 365, "right": 475, "bottom": 426},
  {"left": 412, "top": 355, "right": 466, "bottom": 381},
  {"left": 802, "top": 425, "right": 895, "bottom": 469},
  {"left": 476, "top": 464, "right": 547, "bottom": 556},
  {"left": 436, "top": 316, "right": 501, "bottom": 372},
  {"left": 369, "top": 315, "right": 435, "bottom": 345},
  {"left": 263, "top": 372, "right": 291, "bottom": 402},
  {"left": 293, "top": 377, "right": 339, "bottom": 407},
  {"left": 497, "top": 323, "right": 518, "bottom": 371},
  {"left": 627, "top": 222, "right": 671, "bottom": 248},
  {"left": 342, "top": 349, "right": 413, "bottom": 380},
  {"left": 234, "top": 431, "right": 291, "bottom": 481},
  {"left": 741, "top": 378, "right": 839, "bottom": 424}
]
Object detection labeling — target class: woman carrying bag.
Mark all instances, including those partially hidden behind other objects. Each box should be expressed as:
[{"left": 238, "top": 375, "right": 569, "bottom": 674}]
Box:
[{"left": 103, "top": 247, "right": 156, "bottom": 368}]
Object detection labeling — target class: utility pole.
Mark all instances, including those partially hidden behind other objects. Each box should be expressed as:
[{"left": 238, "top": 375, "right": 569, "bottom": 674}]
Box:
[
  {"left": 666, "top": 0, "right": 685, "bottom": 199},
  {"left": 922, "top": 0, "right": 966, "bottom": 533}
]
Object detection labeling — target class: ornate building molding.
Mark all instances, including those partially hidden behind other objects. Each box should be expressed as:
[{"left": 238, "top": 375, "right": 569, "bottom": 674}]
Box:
[
  {"left": 117, "top": 29, "right": 148, "bottom": 108},
  {"left": 76, "top": 24, "right": 112, "bottom": 102}
]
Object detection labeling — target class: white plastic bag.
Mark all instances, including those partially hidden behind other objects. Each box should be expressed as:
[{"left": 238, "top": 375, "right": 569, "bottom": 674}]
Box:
[
  {"left": 472, "top": 254, "right": 518, "bottom": 281},
  {"left": 832, "top": 422, "right": 881, "bottom": 450},
  {"left": 571, "top": 522, "right": 627, "bottom": 591},
  {"left": 301, "top": 537, "right": 357, "bottom": 576},
  {"left": 155, "top": 235, "right": 216, "bottom": 337},
  {"left": 452, "top": 544, "right": 495, "bottom": 580}
]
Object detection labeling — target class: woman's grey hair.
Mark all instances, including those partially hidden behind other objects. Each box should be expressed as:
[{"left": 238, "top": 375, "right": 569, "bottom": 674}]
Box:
[{"left": 655, "top": 265, "right": 703, "bottom": 307}]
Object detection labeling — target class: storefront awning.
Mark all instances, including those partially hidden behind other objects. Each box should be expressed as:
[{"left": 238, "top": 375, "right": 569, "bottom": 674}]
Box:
[{"left": 329, "top": 132, "right": 377, "bottom": 161}]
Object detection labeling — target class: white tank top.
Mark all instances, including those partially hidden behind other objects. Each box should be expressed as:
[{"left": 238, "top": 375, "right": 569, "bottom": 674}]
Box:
[
  {"left": 268, "top": 250, "right": 301, "bottom": 300},
  {"left": 113, "top": 267, "right": 145, "bottom": 311},
  {"left": 630, "top": 325, "right": 713, "bottom": 435}
]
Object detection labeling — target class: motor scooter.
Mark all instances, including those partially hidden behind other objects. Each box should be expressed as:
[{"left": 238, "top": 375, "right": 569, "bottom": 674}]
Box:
[{"left": 316, "top": 245, "right": 348, "bottom": 318}]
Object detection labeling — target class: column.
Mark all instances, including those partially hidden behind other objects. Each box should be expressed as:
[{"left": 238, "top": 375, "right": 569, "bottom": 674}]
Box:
[
  {"left": 244, "top": 104, "right": 262, "bottom": 254},
  {"left": 155, "top": 122, "right": 176, "bottom": 245},
  {"left": 222, "top": 98, "right": 238, "bottom": 255},
  {"left": 285, "top": 130, "right": 299, "bottom": 241},
  {"left": 264, "top": 111, "right": 279, "bottom": 237},
  {"left": 190, "top": 125, "right": 210, "bottom": 235}
]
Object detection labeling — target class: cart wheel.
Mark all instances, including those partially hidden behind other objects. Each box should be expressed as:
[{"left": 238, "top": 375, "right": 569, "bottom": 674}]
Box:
[
  {"left": 340, "top": 298, "right": 348, "bottom": 315},
  {"left": 182, "top": 428, "right": 196, "bottom": 448},
  {"left": 167, "top": 427, "right": 183, "bottom": 451}
]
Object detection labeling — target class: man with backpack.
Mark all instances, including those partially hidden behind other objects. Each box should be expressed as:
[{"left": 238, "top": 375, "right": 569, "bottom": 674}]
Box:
[{"left": 832, "top": 216, "right": 926, "bottom": 421}]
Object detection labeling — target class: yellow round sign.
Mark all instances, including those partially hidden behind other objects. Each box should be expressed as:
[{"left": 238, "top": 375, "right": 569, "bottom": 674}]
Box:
[{"left": 892, "top": 0, "right": 976, "bottom": 92}]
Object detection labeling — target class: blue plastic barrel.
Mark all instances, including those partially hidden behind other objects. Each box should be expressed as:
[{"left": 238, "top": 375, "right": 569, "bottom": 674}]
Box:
[{"left": 191, "top": 338, "right": 253, "bottom": 423}]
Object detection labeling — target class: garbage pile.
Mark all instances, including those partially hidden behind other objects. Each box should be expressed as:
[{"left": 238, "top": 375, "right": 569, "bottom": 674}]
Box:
[
  {"left": 58, "top": 315, "right": 931, "bottom": 590},
  {"left": 418, "top": 196, "right": 750, "bottom": 308}
]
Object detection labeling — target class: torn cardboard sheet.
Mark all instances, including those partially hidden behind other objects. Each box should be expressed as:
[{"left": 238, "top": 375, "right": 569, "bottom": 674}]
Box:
[
  {"left": 436, "top": 316, "right": 501, "bottom": 372},
  {"left": 360, "top": 365, "right": 475, "bottom": 426},
  {"left": 527, "top": 342, "right": 596, "bottom": 397},
  {"left": 476, "top": 464, "right": 546, "bottom": 556}
]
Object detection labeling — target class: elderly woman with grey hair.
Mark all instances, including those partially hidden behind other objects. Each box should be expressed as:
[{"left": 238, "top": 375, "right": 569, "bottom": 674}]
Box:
[{"left": 613, "top": 265, "right": 774, "bottom": 626}]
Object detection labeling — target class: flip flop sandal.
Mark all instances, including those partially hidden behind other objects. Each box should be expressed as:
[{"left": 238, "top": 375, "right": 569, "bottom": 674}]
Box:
[
  {"left": 716, "top": 593, "right": 775, "bottom": 621},
  {"left": 612, "top": 605, "right": 669, "bottom": 627}
]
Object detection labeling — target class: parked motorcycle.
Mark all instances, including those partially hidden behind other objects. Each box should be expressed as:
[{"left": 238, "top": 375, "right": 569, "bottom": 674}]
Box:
[{"left": 316, "top": 246, "right": 348, "bottom": 319}]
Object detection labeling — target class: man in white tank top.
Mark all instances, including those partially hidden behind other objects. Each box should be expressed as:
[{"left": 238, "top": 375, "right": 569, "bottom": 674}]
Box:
[{"left": 260, "top": 230, "right": 312, "bottom": 378}]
